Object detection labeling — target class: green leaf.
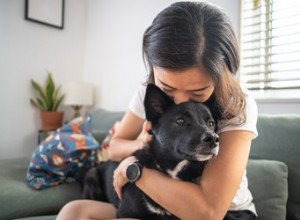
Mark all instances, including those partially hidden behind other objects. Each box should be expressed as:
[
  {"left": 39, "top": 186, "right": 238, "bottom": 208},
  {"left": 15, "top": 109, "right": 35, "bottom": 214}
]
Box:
[
  {"left": 37, "top": 98, "right": 47, "bottom": 110},
  {"left": 31, "top": 80, "right": 47, "bottom": 106},
  {"left": 45, "top": 73, "right": 54, "bottom": 109},
  {"left": 30, "top": 98, "right": 46, "bottom": 110},
  {"left": 53, "top": 94, "right": 65, "bottom": 111}
]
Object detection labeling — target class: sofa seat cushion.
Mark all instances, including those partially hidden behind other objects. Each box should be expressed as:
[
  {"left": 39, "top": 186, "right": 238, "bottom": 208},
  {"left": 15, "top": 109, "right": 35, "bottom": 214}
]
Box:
[
  {"left": 247, "top": 159, "right": 288, "bottom": 220},
  {"left": 15, "top": 215, "right": 56, "bottom": 220},
  {"left": 0, "top": 157, "right": 81, "bottom": 220}
]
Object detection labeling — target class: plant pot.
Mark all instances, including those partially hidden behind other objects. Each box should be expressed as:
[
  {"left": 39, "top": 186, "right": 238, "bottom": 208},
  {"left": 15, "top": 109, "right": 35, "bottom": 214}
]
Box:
[{"left": 40, "top": 111, "right": 64, "bottom": 131}]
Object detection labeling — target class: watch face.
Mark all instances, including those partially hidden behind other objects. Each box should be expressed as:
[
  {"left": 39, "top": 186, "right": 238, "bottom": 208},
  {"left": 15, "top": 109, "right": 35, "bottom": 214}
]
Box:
[{"left": 126, "top": 163, "right": 141, "bottom": 183}]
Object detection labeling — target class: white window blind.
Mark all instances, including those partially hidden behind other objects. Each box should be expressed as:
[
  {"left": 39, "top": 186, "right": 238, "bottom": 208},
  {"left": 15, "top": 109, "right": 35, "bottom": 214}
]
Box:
[{"left": 240, "top": 0, "right": 300, "bottom": 90}]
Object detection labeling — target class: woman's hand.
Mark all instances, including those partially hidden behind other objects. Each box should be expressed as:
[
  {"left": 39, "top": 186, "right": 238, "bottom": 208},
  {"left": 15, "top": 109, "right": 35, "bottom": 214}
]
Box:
[
  {"left": 113, "top": 156, "right": 138, "bottom": 199},
  {"left": 137, "top": 121, "right": 153, "bottom": 148}
]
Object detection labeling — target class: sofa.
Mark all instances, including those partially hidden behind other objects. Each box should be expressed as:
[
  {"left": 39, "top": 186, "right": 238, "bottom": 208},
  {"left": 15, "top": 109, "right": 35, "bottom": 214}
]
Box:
[{"left": 0, "top": 109, "right": 299, "bottom": 220}]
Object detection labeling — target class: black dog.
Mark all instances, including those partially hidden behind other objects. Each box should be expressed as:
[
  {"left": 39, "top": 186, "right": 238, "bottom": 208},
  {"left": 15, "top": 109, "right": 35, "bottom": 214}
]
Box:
[{"left": 82, "top": 84, "right": 219, "bottom": 219}]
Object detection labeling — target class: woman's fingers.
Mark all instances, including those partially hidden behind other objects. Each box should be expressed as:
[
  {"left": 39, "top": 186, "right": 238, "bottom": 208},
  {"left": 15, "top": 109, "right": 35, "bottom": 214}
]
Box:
[{"left": 113, "top": 156, "right": 138, "bottom": 199}]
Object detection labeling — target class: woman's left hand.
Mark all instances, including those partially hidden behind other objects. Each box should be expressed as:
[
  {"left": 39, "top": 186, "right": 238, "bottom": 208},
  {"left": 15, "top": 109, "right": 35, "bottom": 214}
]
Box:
[{"left": 113, "top": 156, "right": 138, "bottom": 199}]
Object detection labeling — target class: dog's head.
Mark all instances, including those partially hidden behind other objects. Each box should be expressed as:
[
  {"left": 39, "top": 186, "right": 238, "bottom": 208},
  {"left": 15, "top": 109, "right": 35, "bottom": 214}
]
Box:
[{"left": 144, "top": 84, "right": 219, "bottom": 162}]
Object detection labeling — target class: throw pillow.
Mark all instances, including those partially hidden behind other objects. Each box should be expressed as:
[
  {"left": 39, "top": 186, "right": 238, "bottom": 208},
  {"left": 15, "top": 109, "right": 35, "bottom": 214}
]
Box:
[
  {"left": 27, "top": 115, "right": 99, "bottom": 190},
  {"left": 247, "top": 159, "right": 288, "bottom": 220}
]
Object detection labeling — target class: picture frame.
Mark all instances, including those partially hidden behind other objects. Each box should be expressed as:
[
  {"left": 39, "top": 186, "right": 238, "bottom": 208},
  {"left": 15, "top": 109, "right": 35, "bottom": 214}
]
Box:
[{"left": 25, "top": 0, "right": 65, "bottom": 29}]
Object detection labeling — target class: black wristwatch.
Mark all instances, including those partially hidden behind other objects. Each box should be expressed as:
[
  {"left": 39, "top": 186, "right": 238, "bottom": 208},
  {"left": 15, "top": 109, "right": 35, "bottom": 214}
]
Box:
[{"left": 126, "top": 161, "right": 143, "bottom": 183}]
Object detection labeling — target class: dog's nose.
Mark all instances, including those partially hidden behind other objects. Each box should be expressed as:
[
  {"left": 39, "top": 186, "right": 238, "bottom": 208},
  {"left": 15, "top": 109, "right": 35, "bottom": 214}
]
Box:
[{"left": 201, "top": 132, "right": 219, "bottom": 146}]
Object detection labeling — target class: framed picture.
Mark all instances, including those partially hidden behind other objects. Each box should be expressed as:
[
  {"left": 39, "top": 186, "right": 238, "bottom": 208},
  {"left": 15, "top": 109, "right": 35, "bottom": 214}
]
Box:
[{"left": 25, "top": 0, "right": 65, "bottom": 29}]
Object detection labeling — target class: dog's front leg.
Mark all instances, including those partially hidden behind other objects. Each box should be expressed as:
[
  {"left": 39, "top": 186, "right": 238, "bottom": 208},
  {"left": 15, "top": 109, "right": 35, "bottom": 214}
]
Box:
[
  {"left": 81, "top": 167, "right": 104, "bottom": 200},
  {"left": 132, "top": 146, "right": 157, "bottom": 169}
]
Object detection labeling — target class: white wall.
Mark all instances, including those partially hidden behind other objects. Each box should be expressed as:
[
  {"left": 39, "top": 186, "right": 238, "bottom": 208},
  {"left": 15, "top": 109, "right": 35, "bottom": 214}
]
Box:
[
  {"left": 0, "top": 0, "right": 299, "bottom": 159},
  {"left": 0, "top": 0, "right": 88, "bottom": 159},
  {"left": 83, "top": 0, "right": 241, "bottom": 111}
]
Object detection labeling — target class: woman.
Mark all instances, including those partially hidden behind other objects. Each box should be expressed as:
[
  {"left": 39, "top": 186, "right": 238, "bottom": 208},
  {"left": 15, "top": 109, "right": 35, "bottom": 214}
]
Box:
[{"left": 57, "top": 1, "right": 258, "bottom": 219}]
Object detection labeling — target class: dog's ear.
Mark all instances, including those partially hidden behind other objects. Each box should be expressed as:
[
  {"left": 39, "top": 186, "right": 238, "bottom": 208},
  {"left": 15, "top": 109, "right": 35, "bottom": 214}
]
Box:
[{"left": 144, "top": 83, "right": 174, "bottom": 122}]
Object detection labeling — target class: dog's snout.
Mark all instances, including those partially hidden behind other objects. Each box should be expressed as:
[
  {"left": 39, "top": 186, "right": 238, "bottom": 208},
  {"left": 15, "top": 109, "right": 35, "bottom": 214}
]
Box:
[{"left": 201, "top": 132, "right": 219, "bottom": 146}]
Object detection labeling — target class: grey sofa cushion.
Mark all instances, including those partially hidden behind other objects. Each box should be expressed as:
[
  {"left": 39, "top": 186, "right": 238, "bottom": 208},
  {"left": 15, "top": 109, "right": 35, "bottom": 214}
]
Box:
[
  {"left": 91, "top": 109, "right": 124, "bottom": 145},
  {"left": 250, "top": 114, "right": 300, "bottom": 219},
  {"left": 91, "top": 108, "right": 124, "bottom": 132},
  {"left": 0, "top": 158, "right": 81, "bottom": 220},
  {"left": 247, "top": 159, "right": 288, "bottom": 220},
  {"left": 15, "top": 216, "right": 56, "bottom": 220}
]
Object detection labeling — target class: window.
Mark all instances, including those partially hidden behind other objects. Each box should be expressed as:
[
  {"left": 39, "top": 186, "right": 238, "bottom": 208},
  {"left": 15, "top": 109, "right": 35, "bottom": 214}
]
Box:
[{"left": 240, "top": 0, "right": 300, "bottom": 93}]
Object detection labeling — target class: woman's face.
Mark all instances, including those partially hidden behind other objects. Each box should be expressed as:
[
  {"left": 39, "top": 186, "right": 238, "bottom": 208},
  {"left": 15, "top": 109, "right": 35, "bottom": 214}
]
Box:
[{"left": 153, "top": 66, "right": 215, "bottom": 104}]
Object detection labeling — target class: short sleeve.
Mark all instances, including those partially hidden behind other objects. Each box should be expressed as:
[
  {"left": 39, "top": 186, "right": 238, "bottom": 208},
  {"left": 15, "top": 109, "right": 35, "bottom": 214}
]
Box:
[
  {"left": 217, "top": 89, "right": 258, "bottom": 139},
  {"left": 128, "top": 84, "right": 146, "bottom": 119}
]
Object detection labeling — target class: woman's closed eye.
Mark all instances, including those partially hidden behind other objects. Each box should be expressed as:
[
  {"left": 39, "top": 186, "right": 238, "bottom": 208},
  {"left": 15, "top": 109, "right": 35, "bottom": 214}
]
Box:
[
  {"left": 162, "top": 87, "right": 174, "bottom": 93},
  {"left": 161, "top": 88, "right": 175, "bottom": 98},
  {"left": 191, "top": 93, "right": 204, "bottom": 97}
]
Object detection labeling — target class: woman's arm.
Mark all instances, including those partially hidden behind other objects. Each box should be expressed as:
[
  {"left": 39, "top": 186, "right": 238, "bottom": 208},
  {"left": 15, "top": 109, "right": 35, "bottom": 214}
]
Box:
[
  {"left": 108, "top": 110, "right": 151, "bottom": 161},
  {"left": 115, "top": 130, "right": 253, "bottom": 220}
]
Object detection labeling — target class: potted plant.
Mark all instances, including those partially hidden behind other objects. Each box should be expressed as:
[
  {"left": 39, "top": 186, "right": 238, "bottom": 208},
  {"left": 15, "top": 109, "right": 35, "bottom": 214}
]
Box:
[{"left": 30, "top": 72, "right": 65, "bottom": 131}]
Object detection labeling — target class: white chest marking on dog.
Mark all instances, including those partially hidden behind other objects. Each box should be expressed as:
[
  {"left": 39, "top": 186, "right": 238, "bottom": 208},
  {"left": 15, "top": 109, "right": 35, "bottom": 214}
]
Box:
[
  {"left": 144, "top": 200, "right": 171, "bottom": 216},
  {"left": 167, "top": 160, "right": 189, "bottom": 179}
]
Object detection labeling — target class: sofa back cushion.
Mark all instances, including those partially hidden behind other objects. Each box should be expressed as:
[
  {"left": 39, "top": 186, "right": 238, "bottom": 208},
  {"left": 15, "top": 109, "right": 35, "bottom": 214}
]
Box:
[
  {"left": 91, "top": 108, "right": 124, "bottom": 132},
  {"left": 91, "top": 109, "right": 124, "bottom": 143},
  {"left": 250, "top": 114, "right": 300, "bottom": 220}
]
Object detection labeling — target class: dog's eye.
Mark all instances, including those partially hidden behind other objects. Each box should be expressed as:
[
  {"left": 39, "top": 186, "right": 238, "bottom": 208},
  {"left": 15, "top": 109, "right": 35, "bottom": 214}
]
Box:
[
  {"left": 176, "top": 117, "right": 185, "bottom": 125},
  {"left": 208, "top": 120, "right": 215, "bottom": 127}
]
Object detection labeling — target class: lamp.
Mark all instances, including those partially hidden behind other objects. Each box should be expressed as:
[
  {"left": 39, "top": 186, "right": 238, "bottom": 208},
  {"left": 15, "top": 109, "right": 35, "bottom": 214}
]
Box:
[{"left": 63, "top": 81, "right": 94, "bottom": 118}]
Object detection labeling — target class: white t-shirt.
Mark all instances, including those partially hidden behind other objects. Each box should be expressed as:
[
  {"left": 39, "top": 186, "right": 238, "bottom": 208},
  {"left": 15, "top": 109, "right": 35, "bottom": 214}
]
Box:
[{"left": 128, "top": 84, "right": 258, "bottom": 215}]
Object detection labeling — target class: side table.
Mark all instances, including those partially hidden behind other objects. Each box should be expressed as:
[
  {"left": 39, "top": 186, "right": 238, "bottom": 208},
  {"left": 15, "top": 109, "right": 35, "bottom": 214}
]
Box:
[{"left": 38, "top": 130, "right": 55, "bottom": 144}]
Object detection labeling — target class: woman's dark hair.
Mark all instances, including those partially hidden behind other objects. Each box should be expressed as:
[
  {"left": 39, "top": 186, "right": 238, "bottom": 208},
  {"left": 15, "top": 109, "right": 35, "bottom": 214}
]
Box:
[{"left": 143, "top": 1, "right": 245, "bottom": 121}]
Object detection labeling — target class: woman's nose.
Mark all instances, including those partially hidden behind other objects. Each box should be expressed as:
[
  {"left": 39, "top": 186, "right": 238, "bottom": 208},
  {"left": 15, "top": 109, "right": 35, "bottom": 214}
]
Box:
[{"left": 173, "top": 92, "right": 190, "bottom": 104}]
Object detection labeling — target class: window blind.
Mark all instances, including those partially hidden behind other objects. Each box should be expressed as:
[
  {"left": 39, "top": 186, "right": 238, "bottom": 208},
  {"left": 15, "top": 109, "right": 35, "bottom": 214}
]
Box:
[{"left": 240, "top": 0, "right": 300, "bottom": 90}]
